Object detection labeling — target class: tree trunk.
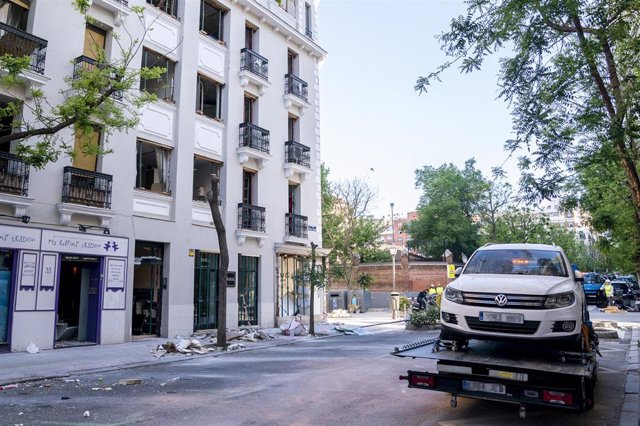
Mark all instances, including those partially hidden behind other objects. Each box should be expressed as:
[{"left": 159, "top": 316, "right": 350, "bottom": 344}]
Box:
[
  {"left": 309, "top": 242, "right": 317, "bottom": 335},
  {"left": 207, "top": 174, "right": 228, "bottom": 349}
]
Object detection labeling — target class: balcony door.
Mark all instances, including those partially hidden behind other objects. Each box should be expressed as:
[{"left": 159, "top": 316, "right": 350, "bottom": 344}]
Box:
[
  {"left": 0, "top": 1, "right": 29, "bottom": 30},
  {"left": 84, "top": 24, "right": 106, "bottom": 61},
  {"left": 73, "top": 129, "right": 99, "bottom": 171}
]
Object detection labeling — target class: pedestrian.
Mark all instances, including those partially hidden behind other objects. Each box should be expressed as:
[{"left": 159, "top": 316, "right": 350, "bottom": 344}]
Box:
[
  {"left": 417, "top": 288, "right": 428, "bottom": 310},
  {"left": 436, "top": 285, "right": 444, "bottom": 295},
  {"left": 428, "top": 285, "right": 436, "bottom": 295},
  {"left": 604, "top": 279, "right": 614, "bottom": 306}
]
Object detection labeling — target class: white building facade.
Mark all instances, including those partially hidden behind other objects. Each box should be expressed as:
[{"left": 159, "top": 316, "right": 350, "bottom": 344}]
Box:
[{"left": 0, "top": 0, "right": 326, "bottom": 352}]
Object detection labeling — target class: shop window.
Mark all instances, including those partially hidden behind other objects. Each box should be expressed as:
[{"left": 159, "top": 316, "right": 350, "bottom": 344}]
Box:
[
  {"left": 193, "top": 156, "right": 221, "bottom": 202},
  {"left": 135, "top": 139, "right": 171, "bottom": 194},
  {"left": 196, "top": 74, "right": 223, "bottom": 120},
  {"left": 140, "top": 49, "right": 175, "bottom": 102},
  {"left": 200, "top": 0, "right": 226, "bottom": 42}
]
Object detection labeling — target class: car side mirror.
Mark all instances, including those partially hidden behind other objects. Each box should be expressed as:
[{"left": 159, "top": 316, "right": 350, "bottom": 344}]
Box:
[
  {"left": 574, "top": 271, "right": 584, "bottom": 282},
  {"left": 454, "top": 267, "right": 462, "bottom": 278}
]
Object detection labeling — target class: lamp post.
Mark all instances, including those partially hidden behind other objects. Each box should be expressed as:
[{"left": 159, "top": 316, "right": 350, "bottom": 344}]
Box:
[
  {"left": 389, "top": 246, "right": 398, "bottom": 292},
  {"left": 390, "top": 202, "right": 395, "bottom": 244},
  {"left": 389, "top": 245, "right": 398, "bottom": 318}
]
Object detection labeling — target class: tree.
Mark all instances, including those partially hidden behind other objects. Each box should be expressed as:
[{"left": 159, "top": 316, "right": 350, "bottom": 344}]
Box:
[
  {"left": 0, "top": 0, "right": 164, "bottom": 168},
  {"left": 409, "top": 159, "right": 488, "bottom": 260},
  {"left": 321, "top": 165, "right": 384, "bottom": 294},
  {"left": 417, "top": 0, "right": 640, "bottom": 276},
  {"left": 207, "top": 174, "right": 228, "bottom": 348},
  {"left": 481, "top": 167, "right": 513, "bottom": 241}
]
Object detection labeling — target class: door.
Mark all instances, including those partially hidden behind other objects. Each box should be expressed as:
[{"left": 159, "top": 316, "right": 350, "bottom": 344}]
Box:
[
  {"left": 85, "top": 262, "right": 101, "bottom": 343},
  {"left": 132, "top": 242, "right": 164, "bottom": 336},
  {"left": 193, "top": 251, "right": 219, "bottom": 331},
  {"left": 72, "top": 129, "right": 99, "bottom": 171},
  {"left": 238, "top": 255, "right": 258, "bottom": 325},
  {"left": 83, "top": 24, "right": 106, "bottom": 60},
  {"left": 0, "top": 250, "right": 13, "bottom": 346}
]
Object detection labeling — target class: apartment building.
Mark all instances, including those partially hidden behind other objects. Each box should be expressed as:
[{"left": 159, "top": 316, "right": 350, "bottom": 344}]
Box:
[{"left": 0, "top": 0, "right": 326, "bottom": 352}]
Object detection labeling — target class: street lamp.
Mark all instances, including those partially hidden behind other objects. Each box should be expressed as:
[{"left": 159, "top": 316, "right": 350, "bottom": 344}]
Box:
[
  {"left": 390, "top": 202, "right": 395, "bottom": 244},
  {"left": 389, "top": 246, "right": 398, "bottom": 292}
]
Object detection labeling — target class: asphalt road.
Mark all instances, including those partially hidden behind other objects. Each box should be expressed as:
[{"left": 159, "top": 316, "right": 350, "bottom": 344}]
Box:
[{"left": 0, "top": 323, "right": 629, "bottom": 425}]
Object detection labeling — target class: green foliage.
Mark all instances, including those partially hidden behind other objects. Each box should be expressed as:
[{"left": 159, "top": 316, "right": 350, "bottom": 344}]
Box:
[
  {"left": 360, "top": 248, "right": 393, "bottom": 263},
  {"left": 399, "top": 295, "right": 411, "bottom": 311},
  {"left": 410, "top": 306, "right": 439, "bottom": 327},
  {"left": 418, "top": 0, "right": 640, "bottom": 276},
  {"left": 321, "top": 164, "right": 385, "bottom": 290},
  {"left": 356, "top": 273, "right": 374, "bottom": 291},
  {"left": 409, "top": 159, "right": 488, "bottom": 261},
  {"left": 0, "top": 2, "right": 167, "bottom": 169}
]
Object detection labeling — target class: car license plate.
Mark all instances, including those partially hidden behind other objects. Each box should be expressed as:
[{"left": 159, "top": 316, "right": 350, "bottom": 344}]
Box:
[
  {"left": 462, "top": 380, "right": 506, "bottom": 394},
  {"left": 479, "top": 312, "right": 524, "bottom": 324}
]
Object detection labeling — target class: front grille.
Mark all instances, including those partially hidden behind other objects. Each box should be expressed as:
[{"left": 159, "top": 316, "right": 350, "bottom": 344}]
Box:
[
  {"left": 465, "top": 316, "right": 540, "bottom": 334},
  {"left": 462, "top": 292, "right": 546, "bottom": 309}
]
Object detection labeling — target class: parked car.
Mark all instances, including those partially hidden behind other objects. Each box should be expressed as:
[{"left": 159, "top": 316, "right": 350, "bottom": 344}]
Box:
[
  {"left": 617, "top": 275, "right": 639, "bottom": 291},
  {"left": 440, "top": 243, "right": 585, "bottom": 349},
  {"left": 582, "top": 272, "right": 608, "bottom": 308},
  {"left": 611, "top": 280, "right": 639, "bottom": 310}
]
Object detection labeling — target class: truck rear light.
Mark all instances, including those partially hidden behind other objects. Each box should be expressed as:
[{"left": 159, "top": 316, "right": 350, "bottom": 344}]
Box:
[
  {"left": 410, "top": 375, "right": 436, "bottom": 388},
  {"left": 543, "top": 390, "right": 573, "bottom": 405}
]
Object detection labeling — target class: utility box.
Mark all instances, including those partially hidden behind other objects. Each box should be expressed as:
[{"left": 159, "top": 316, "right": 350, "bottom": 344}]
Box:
[{"left": 327, "top": 292, "right": 346, "bottom": 312}]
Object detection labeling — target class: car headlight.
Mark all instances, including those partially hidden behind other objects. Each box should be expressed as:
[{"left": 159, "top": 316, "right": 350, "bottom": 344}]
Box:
[
  {"left": 444, "top": 286, "right": 463, "bottom": 304},
  {"left": 544, "top": 291, "right": 576, "bottom": 309}
]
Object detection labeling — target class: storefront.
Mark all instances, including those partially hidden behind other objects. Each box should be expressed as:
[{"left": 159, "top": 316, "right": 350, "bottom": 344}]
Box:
[
  {"left": 193, "top": 251, "right": 219, "bottom": 331},
  {"left": 6, "top": 225, "right": 128, "bottom": 352},
  {"left": 132, "top": 241, "right": 164, "bottom": 337}
]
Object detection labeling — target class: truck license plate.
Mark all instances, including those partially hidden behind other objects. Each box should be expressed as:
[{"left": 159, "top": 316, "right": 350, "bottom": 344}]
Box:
[
  {"left": 479, "top": 312, "right": 524, "bottom": 324},
  {"left": 462, "top": 380, "right": 506, "bottom": 395}
]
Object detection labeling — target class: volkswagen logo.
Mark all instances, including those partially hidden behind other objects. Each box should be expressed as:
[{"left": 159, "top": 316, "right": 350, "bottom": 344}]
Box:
[{"left": 495, "top": 294, "right": 508, "bottom": 306}]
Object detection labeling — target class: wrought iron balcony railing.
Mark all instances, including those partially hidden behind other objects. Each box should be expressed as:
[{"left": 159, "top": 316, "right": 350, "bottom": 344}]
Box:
[
  {"left": 0, "top": 22, "right": 47, "bottom": 74},
  {"left": 113, "top": 0, "right": 128, "bottom": 4},
  {"left": 238, "top": 203, "right": 266, "bottom": 232},
  {"left": 62, "top": 166, "right": 112, "bottom": 209},
  {"left": 285, "top": 141, "right": 310, "bottom": 168},
  {"left": 146, "top": 0, "right": 177, "bottom": 17},
  {"left": 240, "top": 48, "right": 269, "bottom": 81},
  {"left": 285, "top": 213, "right": 308, "bottom": 239},
  {"left": 73, "top": 55, "right": 123, "bottom": 100},
  {"left": 0, "top": 152, "right": 29, "bottom": 196},
  {"left": 239, "top": 123, "right": 270, "bottom": 153},
  {"left": 305, "top": 28, "right": 313, "bottom": 38},
  {"left": 284, "top": 74, "right": 308, "bottom": 102}
]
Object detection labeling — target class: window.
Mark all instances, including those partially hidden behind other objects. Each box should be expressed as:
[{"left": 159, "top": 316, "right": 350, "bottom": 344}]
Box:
[
  {"left": 304, "top": 3, "right": 312, "bottom": 37},
  {"left": 200, "top": 0, "right": 226, "bottom": 42},
  {"left": 287, "top": 50, "right": 298, "bottom": 75},
  {"left": 73, "top": 128, "right": 100, "bottom": 172},
  {"left": 245, "top": 24, "right": 256, "bottom": 50},
  {"left": 193, "top": 156, "right": 221, "bottom": 202},
  {"left": 243, "top": 94, "right": 256, "bottom": 124},
  {"left": 0, "top": 0, "right": 29, "bottom": 30},
  {"left": 288, "top": 184, "right": 299, "bottom": 214},
  {"left": 136, "top": 140, "right": 171, "bottom": 194},
  {"left": 196, "top": 74, "right": 223, "bottom": 120},
  {"left": 140, "top": 49, "right": 175, "bottom": 101},
  {"left": 84, "top": 24, "right": 107, "bottom": 61},
  {"left": 146, "top": 0, "right": 178, "bottom": 17},
  {"left": 288, "top": 115, "right": 298, "bottom": 141},
  {"left": 242, "top": 170, "right": 254, "bottom": 205},
  {"left": 464, "top": 249, "right": 568, "bottom": 277},
  {"left": 280, "top": 0, "right": 297, "bottom": 16}
]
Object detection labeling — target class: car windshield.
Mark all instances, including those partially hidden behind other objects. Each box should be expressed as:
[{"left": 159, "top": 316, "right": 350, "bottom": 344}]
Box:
[{"left": 464, "top": 249, "right": 568, "bottom": 277}]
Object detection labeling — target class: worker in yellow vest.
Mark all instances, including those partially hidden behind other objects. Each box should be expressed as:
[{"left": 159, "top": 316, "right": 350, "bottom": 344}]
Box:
[
  {"left": 603, "top": 280, "right": 614, "bottom": 306},
  {"left": 428, "top": 285, "right": 437, "bottom": 295},
  {"left": 436, "top": 285, "right": 444, "bottom": 295}
]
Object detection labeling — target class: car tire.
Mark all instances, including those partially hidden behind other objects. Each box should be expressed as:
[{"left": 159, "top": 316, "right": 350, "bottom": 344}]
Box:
[{"left": 596, "top": 299, "right": 608, "bottom": 309}]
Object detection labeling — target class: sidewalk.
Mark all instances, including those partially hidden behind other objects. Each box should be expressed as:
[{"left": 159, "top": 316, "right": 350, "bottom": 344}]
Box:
[{"left": 0, "top": 311, "right": 401, "bottom": 386}]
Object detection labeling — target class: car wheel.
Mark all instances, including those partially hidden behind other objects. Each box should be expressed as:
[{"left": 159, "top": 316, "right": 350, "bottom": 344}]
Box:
[{"left": 597, "top": 299, "right": 608, "bottom": 309}]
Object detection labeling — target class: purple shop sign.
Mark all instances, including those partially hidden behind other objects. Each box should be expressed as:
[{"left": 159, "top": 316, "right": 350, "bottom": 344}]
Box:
[
  {"left": 41, "top": 230, "right": 128, "bottom": 257},
  {"left": 0, "top": 225, "right": 40, "bottom": 251}
]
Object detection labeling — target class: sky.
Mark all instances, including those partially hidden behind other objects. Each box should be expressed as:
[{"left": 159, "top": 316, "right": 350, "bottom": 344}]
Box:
[{"left": 318, "top": 0, "right": 518, "bottom": 220}]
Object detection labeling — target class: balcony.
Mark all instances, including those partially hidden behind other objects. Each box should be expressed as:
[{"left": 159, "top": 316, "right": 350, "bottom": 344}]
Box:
[
  {"left": 236, "top": 203, "right": 267, "bottom": 247},
  {"left": 73, "top": 55, "right": 123, "bottom": 100},
  {"left": 0, "top": 152, "right": 32, "bottom": 216},
  {"left": 305, "top": 28, "right": 313, "bottom": 38},
  {"left": 239, "top": 48, "right": 270, "bottom": 94},
  {"left": 57, "top": 167, "right": 114, "bottom": 227},
  {"left": 284, "top": 213, "right": 308, "bottom": 243},
  {"left": 0, "top": 22, "right": 47, "bottom": 75},
  {"left": 283, "top": 74, "right": 310, "bottom": 114},
  {"left": 284, "top": 141, "right": 311, "bottom": 180},
  {"left": 237, "top": 123, "right": 271, "bottom": 168}
]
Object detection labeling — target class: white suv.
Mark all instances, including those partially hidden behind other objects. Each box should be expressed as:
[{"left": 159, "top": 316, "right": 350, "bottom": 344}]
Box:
[{"left": 440, "top": 243, "right": 585, "bottom": 348}]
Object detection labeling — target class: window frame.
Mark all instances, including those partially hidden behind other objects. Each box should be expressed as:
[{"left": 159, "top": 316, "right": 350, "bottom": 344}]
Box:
[
  {"left": 200, "top": 0, "right": 226, "bottom": 43},
  {"left": 135, "top": 139, "right": 172, "bottom": 195},
  {"left": 140, "top": 48, "right": 176, "bottom": 102},
  {"left": 196, "top": 74, "right": 224, "bottom": 120}
]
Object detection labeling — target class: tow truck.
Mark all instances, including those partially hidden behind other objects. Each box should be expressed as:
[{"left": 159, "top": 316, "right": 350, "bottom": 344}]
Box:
[{"left": 394, "top": 337, "right": 597, "bottom": 419}]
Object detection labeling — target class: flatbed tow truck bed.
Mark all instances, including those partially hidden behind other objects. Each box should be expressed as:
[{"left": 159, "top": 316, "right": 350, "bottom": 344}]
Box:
[{"left": 393, "top": 338, "right": 597, "bottom": 419}]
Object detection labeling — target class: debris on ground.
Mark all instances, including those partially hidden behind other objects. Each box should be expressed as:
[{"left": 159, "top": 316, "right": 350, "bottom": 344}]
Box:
[
  {"left": 0, "top": 384, "right": 18, "bottom": 391},
  {"left": 326, "top": 309, "right": 351, "bottom": 318},
  {"left": 600, "top": 306, "right": 626, "bottom": 314},
  {"left": 118, "top": 379, "right": 142, "bottom": 386},
  {"left": 91, "top": 387, "right": 112, "bottom": 391},
  {"left": 83, "top": 411, "right": 90, "bottom": 418},
  {"left": 26, "top": 343, "right": 39, "bottom": 354},
  {"left": 160, "top": 377, "right": 180, "bottom": 387},
  {"left": 333, "top": 325, "right": 372, "bottom": 336},
  {"left": 280, "top": 316, "right": 308, "bottom": 336},
  {"left": 63, "top": 379, "right": 80, "bottom": 383},
  {"left": 227, "top": 343, "right": 245, "bottom": 351}
]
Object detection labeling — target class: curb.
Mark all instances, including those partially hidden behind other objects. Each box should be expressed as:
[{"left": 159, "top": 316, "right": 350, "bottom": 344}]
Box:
[
  {"left": 0, "top": 319, "right": 402, "bottom": 386},
  {"left": 620, "top": 326, "right": 639, "bottom": 426}
]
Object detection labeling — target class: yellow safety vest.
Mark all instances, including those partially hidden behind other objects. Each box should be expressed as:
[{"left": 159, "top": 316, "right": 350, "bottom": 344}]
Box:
[
  {"left": 604, "top": 283, "right": 613, "bottom": 297},
  {"left": 428, "top": 288, "right": 436, "bottom": 295},
  {"left": 436, "top": 286, "right": 444, "bottom": 294}
]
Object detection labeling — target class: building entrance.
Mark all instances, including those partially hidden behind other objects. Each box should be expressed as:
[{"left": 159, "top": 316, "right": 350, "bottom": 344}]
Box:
[
  {"left": 56, "top": 256, "right": 101, "bottom": 347},
  {"left": 132, "top": 241, "right": 164, "bottom": 336},
  {"left": 0, "top": 249, "right": 14, "bottom": 350}
]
